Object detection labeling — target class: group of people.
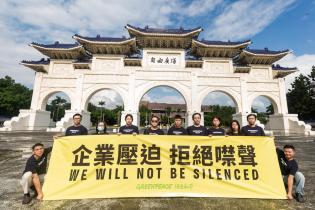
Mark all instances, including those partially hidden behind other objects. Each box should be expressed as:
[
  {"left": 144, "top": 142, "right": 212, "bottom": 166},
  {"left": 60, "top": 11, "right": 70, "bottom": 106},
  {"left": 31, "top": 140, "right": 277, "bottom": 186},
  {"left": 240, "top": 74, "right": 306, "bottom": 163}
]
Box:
[
  {"left": 20, "top": 112, "right": 306, "bottom": 204},
  {"left": 66, "top": 112, "right": 265, "bottom": 137}
]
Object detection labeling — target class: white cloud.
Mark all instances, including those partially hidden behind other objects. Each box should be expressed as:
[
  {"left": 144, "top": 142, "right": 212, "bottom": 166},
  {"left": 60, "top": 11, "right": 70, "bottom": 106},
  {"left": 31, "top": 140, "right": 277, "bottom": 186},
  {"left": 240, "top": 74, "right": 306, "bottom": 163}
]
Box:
[
  {"left": 151, "top": 95, "right": 186, "bottom": 104},
  {"left": 276, "top": 53, "right": 315, "bottom": 91},
  {"left": 0, "top": 0, "right": 300, "bottom": 89},
  {"left": 207, "top": 0, "right": 296, "bottom": 40},
  {"left": 202, "top": 92, "right": 236, "bottom": 106},
  {"left": 89, "top": 89, "right": 123, "bottom": 109}
]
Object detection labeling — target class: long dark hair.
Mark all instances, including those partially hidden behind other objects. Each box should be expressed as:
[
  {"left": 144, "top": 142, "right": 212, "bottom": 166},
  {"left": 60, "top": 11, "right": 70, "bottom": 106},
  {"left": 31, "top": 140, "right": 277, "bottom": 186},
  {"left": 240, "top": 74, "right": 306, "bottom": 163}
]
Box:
[
  {"left": 96, "top": 121, "right": 107, "bottom": 134},
  {"left": 228, "top": 120, "right": 240, "bottom": 134}
]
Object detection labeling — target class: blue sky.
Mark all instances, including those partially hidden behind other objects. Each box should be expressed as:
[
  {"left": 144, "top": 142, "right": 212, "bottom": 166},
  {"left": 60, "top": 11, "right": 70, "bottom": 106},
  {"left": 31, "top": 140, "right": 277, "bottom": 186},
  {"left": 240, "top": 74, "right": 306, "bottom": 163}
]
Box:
[{"left": 0, "top": 0, "right": 314, "bottom": 112}]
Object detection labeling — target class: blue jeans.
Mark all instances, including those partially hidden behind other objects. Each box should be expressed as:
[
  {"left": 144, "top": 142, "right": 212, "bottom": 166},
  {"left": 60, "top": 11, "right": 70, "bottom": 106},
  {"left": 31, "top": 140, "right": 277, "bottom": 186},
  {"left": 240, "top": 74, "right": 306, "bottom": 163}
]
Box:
[{"left": 282, "top": 171, "right": 305, "bottom": 195}]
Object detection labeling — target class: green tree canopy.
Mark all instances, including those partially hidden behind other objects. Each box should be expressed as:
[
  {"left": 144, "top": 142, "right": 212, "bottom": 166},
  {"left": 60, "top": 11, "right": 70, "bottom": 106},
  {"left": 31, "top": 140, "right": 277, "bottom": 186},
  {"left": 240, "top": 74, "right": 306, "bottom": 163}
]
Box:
[
  {"left": 0, "top": 76, "right": 32, "bottom": 117},
  {"left": 286, "top": 66, "right": 315, "bottom": 120}
]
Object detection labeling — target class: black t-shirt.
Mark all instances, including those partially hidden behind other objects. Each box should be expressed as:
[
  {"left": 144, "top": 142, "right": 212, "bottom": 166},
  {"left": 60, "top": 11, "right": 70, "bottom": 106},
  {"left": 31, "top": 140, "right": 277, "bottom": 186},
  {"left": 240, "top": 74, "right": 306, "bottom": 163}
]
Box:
[
  {"left": 276, "top": 148, "right": 298, "bottom": 176},
  {"left": 208, "top": 127, "right": 225, "bottom": 136},
  {"left": 119, "top": 125, "right": 139, "bottom": 134},
  {"left": 167, "top": 126, "right": 187, "bottom": 135},
  {"left": 23, "top": 147, "right": 52, "bottom": 175},
  {"left": 65, "top": 125, "right": 88, "bottom": 136},
  {"left": 226, "top": 130, "right": 241, "bottom": 136},
  {"left": 241, "top": 125, "right": 265, "bottom": 136},
  {"left": 186, "top": 125, "right": 208, "bottom": 136},
  {"left": 143, "top": 127, "right": 164, "bottom": 135}
]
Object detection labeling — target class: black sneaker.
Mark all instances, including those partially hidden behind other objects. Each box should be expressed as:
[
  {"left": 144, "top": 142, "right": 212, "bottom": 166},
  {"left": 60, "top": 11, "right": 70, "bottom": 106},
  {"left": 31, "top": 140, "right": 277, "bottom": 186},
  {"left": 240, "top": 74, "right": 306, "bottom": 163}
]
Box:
[
  {"left": 30, "top": 186, "right": 38, "bottom": 198},
  {"left": 295, "top": 193, "right": 306, "bottom": 203},
  {"left": 22, "top": 194, "right": 32, "bottom": 204}
]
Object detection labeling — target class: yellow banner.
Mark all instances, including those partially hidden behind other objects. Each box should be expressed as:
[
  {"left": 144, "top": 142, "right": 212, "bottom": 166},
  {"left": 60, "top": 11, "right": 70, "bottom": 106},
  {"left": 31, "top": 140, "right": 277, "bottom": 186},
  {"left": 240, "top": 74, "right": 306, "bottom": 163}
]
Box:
[{"left": 43, "top": 135, "right": 286, "bottom": 200}]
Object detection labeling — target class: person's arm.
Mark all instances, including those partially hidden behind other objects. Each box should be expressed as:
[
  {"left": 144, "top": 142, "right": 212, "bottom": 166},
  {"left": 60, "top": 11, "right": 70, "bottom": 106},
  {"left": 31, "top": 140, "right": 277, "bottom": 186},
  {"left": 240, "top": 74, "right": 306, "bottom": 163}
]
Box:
[
  {"left": 44, "top": 147, "right": 53, "bottom": 154},
  {"left": 135, "top": 126, "right": 139, "bottom": 134},
  {"left": 32, "top": 173, "right": 43, "bottom": 200},
  {"left": 260, "top": 127, "right": 265, "bottom": 136},
  {"left": 65, "top": 128, "right": 70, "bottom": 136},
  {"left": 83, "top": 127, "right": 88, "bottom": 135},
  {"left": 287, "top": 175, "right": 294, "bottom": 200}
]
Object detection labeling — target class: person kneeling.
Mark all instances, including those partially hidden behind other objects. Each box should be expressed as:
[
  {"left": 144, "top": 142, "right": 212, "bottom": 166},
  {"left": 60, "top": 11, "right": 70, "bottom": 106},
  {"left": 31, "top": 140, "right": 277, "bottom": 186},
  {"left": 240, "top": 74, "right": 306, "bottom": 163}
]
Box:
[
  {"left": 277, "top": 145, "right": 306, "bottom": 203},
  {"left": 20, "top": 143, "right": 52, "bottom": 204}
]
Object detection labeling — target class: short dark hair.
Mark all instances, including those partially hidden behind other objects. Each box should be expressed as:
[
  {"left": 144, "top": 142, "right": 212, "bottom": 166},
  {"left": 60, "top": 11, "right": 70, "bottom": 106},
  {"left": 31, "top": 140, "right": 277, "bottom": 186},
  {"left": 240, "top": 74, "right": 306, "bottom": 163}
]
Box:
[
  {"left": 283, "top": 145, "right": 295, "bottom": 150},
  {"left": 32, "top": 143, "right": 44, "bottom": 150},
  {"left": 192, "top": 113, "right": 201, "bottom": 119},
  {"left": 73, "top": 113, "right": 82, "bottom": 119},
  {"left": 125, "top": 114, "right": 133, "bottom": 121},
  {"left": 151, "top": 115, "right": 160, "bottom": 121},
  {"left": 247, "top": 114, "right": 256, "bottom": 120},
  {"left": 174, "top": 115, "right": 182, "bottom": 120},
  {"left": 212, "top": 116, "right": 221, "bottom": 121}
]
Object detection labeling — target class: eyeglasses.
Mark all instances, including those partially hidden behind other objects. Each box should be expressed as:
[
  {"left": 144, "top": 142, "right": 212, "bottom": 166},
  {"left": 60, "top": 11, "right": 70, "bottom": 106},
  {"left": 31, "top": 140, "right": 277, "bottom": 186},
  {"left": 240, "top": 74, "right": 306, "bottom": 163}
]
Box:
[
  {"left": 151, "top": 120, "right": 158, "bottom": 123},
  {"left": 73, "top": 118, "right": 81, "bottom": 120}
]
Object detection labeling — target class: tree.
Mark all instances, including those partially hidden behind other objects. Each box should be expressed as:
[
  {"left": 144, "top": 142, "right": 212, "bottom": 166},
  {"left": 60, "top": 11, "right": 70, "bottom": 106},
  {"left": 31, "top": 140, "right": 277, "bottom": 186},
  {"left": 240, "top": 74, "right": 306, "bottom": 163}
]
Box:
[
  {"left": 0, "top": 76, "right": 32, "bottom": 117},
  {"left": 286, "top": 66, "right": 315, "bottom": 120},
  {"left": 204, "top": 105, "right": 236, "bottom": 127},
  {"left": 46, "top": 96, "right": 70, "bottom": 122}
]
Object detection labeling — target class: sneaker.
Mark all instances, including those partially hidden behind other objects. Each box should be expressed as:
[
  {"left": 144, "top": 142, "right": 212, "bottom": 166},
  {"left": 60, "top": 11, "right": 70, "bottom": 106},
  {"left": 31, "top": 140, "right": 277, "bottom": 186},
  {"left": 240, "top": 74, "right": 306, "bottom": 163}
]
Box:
[
  {"left": 295, "top": 193, "right": 306, "bottom": 203},
  {"left": 22, "top": 194, "right": 32, "bottom": 204},
  {"left": 30, "top": 186, "right": 38, "bottom": 198}
]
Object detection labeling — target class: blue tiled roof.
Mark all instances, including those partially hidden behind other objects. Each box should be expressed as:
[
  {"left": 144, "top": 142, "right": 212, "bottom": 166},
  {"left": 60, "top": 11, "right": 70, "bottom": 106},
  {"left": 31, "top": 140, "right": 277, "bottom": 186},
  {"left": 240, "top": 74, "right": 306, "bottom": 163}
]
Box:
[
  {"left": 74, "top": 34, "right": 132, "bottom": 42},
  {"left": 272, "top": 64, "right": 297, "bottom": 71},
  {"left": 31, "top": 41, "right": 80, "bottom": 49},
  {"left": 126, "top": 24, "right": 202, "bottom": 34},
  {"left": 21, "top": 58, "right": 50, "bottom": 65},
  {"left": 245, "top": 48, "right": 290, "bottom": 55},
  {"left": 195, "top": 39, "right": 251, "bottom": 46}
]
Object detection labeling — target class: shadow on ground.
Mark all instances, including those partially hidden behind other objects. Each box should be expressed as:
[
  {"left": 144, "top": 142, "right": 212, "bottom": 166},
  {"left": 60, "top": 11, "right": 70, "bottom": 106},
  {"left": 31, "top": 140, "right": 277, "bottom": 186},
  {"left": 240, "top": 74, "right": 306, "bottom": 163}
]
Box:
[{"left": 0, "top": 132, "right": 313, "bottom": 210}]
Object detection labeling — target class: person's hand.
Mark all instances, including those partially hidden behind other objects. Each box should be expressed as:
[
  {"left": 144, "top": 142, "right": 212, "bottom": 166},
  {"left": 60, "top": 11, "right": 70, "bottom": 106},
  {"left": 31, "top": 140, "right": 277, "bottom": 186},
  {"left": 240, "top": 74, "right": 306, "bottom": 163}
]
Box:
[
  {"left": 132, "top": 132, "right": 137, "bottom": 136},
  {"left": 287, "top": 193, "right": 293, "bottom": 200},
  {"left": 117, "top": 133, "right": 121, "bottom": 136},
  {"left": 36, "top": 193, "right": 43, "bottom": 201},
  {"left": 225, "top": 135, "right": 229, "bottom": 137},
  {"left": 208, "top": 135, "right": 212, "bottom": 137}
]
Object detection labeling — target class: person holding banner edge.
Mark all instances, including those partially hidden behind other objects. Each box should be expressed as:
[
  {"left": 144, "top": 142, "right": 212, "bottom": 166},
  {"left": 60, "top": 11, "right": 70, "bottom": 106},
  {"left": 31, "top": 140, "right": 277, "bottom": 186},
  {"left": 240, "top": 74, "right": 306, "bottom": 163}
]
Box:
[{"left": 20, "top": 143, "right": 52, "bottom": 204}]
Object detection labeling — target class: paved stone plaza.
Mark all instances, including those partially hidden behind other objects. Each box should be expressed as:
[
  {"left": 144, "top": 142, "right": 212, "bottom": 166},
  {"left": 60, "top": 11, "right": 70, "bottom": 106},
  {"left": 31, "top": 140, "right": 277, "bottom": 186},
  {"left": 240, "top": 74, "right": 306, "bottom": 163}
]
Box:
[{"left": 0, "top": 132, "right": 314, "bottom": 210}]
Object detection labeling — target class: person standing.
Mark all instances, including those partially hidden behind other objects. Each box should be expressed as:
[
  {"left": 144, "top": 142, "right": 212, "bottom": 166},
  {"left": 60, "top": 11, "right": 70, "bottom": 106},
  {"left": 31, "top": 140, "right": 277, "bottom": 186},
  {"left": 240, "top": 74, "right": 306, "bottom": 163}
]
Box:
[
  {"left": 241, "top": 114, "right": 265, "bottom": 136},
  {"left": 65, "top": 113, "right": 88, "bottom": 136},
  {"left": 167, "top": 115, "right": 187, "bottom": 135},
  {"left": 119, "top": 114, "right": 139, "bottom": 134},
  {"left": 186, "top": 113, "right": 208, "bottom": 136},
  {"left": 226, "top": 120, "right": 241, "bottom": 136},
  {"left": 208, "top": 116, "right": 225, "bottom": 136},
  {"left": 143, "top": 115, "right": 164, "bottom": 135}
]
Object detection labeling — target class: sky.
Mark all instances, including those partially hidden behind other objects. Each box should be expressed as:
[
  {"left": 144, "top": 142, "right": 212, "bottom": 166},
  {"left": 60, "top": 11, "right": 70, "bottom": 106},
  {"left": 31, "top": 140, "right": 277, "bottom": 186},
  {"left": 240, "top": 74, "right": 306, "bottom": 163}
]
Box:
[{"left": 0, "top": 0, "right": 314, "bottom": 112}]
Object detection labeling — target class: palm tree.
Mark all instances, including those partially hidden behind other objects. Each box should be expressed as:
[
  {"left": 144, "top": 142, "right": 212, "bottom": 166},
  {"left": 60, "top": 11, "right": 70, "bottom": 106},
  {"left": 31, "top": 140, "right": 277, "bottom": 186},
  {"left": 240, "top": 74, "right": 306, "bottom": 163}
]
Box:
[{"left": 98, "top": 101, "right": 105, "bottom": 121}]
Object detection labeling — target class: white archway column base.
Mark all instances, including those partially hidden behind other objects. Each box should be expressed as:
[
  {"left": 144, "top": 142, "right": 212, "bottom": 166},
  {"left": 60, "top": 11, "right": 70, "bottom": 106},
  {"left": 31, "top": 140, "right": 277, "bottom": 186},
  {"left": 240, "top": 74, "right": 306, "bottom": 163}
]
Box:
[
  {"left": 47, "top": 110, "right": 91, "bottom": 132},
  {"left": 0, "top": 109, "right": 50, "bottom": 131},
  {"left": 266, "top": 114, "right": 315, "bottom": 136}
]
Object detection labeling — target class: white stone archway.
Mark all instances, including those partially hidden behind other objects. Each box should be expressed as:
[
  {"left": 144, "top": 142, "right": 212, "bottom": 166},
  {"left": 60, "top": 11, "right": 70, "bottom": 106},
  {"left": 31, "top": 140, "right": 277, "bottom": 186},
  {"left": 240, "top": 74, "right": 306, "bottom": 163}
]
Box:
[
  {"left": 248, "top": 93, "right": 280, "bottom": 114},
  {"left": 197, "top": 87, "right": 242, "bottom": 113},
  {"left": 135, "top": 81, "right": 191, "bottom": 112},
  {"left": 81, "top": 84, "right": 127, "bottom": 112}
]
